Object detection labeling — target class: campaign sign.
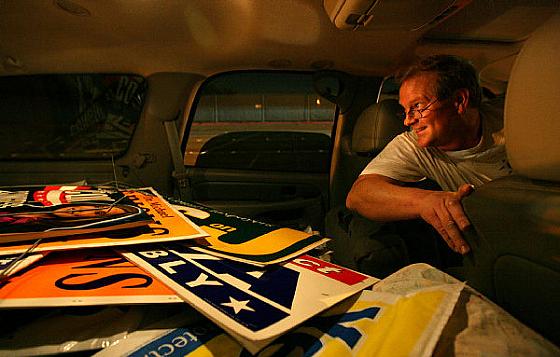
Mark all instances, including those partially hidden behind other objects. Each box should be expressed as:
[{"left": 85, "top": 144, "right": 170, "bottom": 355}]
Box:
[
  {"left": 92, "top": 284, "right": 462, "bottom": 357},
  {"left": 93, "top": 320, "right": 224, "bottom": 357},
  {"left": 170, "top": 200, "right": 329, "bottom": 265},
  {"left": 0, "top": 187, "right": 208, "bottom": 256},
  {"left": 0, "top": 249, "right": 181, "bottom": 307},
  {"left": 119, "top": 244, "right": 378, "bottom": 353},
  {"left": 0, "top": 185, "right": 153, "bottom": 243}
]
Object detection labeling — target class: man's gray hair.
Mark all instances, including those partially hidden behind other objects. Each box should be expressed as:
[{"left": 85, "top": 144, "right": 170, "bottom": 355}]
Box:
[{"left": 396, "top": 55, "right": 482, "bottom": 108}]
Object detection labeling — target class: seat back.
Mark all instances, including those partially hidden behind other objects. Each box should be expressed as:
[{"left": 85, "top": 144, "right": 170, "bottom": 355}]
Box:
[
  {"left": 334, "top": 98, "right": 405, "bottom": 199},
  {"left": 350, "top": 98, "right": 405, "bottom": 155},
  {"left": 505, "top": 13, "right": 560, "bottom": 180},
  {"left": 463, "top": 13, "right": 560, "bottom": 345}
]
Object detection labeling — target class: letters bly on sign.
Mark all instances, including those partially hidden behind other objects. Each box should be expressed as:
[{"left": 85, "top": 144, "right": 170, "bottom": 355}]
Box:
[
  {"left": 0, "top": 187, "right": 208, "bottom": 256},
  {"left": 119, "top": 244, "right": 378, "bottom": 353},
  {"left": 0, "top": 249, "right": 181, "bottom": 307},
  {"left": 170, "top": 200, "right": 329, "bottom": 265}
]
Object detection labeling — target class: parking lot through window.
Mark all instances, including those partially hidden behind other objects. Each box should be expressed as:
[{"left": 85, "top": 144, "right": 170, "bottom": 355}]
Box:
[{"left": 184, "top": 72, "right": 336, "bottom": 173}]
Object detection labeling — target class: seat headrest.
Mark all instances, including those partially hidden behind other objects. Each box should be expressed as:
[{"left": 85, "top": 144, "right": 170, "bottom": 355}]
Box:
[
  {"left": 351, "top": 99, "right": 406, "bottom": 153},
  {"left": 505, "top": 13, "right": 560, "bottom": 181}
]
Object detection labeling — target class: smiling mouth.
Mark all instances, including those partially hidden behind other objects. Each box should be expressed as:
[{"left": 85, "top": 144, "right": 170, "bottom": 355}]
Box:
[{"left": 414, "top": 126, "right": 427, "bottom": 135}]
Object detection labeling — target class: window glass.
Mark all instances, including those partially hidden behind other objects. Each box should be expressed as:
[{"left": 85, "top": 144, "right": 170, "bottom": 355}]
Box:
[
  {"left": 0, "top": 74, "right": 146, "bottom": 160},
  {"left": 184, "top": 72, "right": 336, "bottom": 173}
]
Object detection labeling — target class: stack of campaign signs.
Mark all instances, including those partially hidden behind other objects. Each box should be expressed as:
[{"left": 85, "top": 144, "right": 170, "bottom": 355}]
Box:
[
  {"left": 0, "top": 184, "right": 395, "bottom": 355},
  {"left": 1, "top": 186, "right": 555, "bottom": 356}
]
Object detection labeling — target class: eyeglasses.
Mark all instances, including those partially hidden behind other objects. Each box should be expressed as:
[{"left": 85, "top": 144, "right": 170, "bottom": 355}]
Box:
[{"left": 397, "top": 97, "right": 441, "bottom": 121}]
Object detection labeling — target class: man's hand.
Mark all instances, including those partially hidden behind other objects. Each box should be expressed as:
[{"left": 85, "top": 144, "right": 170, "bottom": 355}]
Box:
[
  {"left": 417, "top": 183, "right": 474, "bottom": 254},
  {"left": 347, "top": 174, "right": 475, "bottom": 255}
]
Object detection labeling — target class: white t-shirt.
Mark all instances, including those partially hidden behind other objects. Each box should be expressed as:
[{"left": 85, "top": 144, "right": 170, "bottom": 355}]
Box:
[{"left": 360, "top": 99, "right": 512, "bottom": 192}]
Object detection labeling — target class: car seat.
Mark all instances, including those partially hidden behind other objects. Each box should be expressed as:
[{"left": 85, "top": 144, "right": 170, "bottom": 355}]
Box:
[
  {"left": 325, "top": 98, "right": 405, "bottom": 225},
  {"left": 327, "top": 98, "right": 406, "bottom": 208},
  {"left": 345, "top": 98, "right": 406, "bottom": 177},
  {"left": 462, "top": 13, "right": 560, "bottom": 345}
]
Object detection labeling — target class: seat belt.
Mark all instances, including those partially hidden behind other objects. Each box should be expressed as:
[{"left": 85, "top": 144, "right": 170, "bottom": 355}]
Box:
[{"left": 163, "top": 119, "right": 192, "bottom": 201}]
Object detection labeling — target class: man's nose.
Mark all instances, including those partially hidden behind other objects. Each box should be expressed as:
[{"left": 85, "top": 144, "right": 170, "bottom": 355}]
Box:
[{"left": 403, "top": 114, "right": 416, "bottom": 126}]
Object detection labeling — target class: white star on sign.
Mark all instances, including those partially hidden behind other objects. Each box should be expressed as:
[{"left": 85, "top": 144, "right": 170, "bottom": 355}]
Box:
[{"left": 221, "top": 297, "right": 255, "bottom": 314}]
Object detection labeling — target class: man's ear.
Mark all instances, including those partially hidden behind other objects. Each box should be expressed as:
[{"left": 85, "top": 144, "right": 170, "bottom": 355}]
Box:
[{"left": 454, "top": 88, "right": 470, "bottom": 114}]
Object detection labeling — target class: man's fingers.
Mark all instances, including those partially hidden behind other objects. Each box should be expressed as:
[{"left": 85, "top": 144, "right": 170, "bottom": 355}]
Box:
[
  {"left": 446, "top": 199, "right": 471, "bottom": 230},
  {"left": 420, "top": 191, "right": 473, "bottom": 255},
  {"left": 457, "top": 183, "right": 475, "bottom": 198},
  {"left": 434, "top": 206, "right": 471, "bottom": 255},
  {"left": 458, "top": 183, "right": 474, "bottom": 197},
  {"left": 429, "top": 217, "right": 456, "bottom": 251},
  {"left": 443, "top": 220, "right": 470, "bottom": 254},
  {"left": 446, "top": 186, "right": 474, "bottom": 231}
]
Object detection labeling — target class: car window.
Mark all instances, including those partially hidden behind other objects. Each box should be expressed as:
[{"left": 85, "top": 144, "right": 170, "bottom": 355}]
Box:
[
  {"left": 184, "top": 72, "right": 336, "bottom": 173},
  {"left": 0, "top": 74, "right": 146, "bottom": 160}
]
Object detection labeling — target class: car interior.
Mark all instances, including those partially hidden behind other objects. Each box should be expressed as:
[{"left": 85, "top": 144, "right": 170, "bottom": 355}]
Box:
[{"left": 1, "top": 0, "right": 559, "bottom": 352}]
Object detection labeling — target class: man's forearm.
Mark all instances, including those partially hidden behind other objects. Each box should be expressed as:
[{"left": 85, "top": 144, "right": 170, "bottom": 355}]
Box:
[
  {"left": 346, "top": 173, "right": 473, "bottom": 254},
  {"left": 346, "top": 173, "right": 431, "bottom": 221}
]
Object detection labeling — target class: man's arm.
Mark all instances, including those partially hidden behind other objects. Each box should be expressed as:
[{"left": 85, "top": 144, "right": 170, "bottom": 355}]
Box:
[{"left": 346, "top": 173, "right": 473, "bottom": 254}]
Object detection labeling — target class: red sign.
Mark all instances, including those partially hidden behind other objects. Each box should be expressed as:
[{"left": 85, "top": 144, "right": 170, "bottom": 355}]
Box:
[{"left": 290, "top": 255, "right": 369, "bottom": 285}]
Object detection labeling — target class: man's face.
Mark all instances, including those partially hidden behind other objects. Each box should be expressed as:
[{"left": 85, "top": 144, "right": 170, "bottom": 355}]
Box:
[{"left": 399, "top": 72, "right": 460, "bottom": 150}]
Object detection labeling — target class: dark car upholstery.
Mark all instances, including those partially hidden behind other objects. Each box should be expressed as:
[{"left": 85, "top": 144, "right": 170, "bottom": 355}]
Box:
[{"left": 462, "top": 13, "right": 560, "bottom": 345}]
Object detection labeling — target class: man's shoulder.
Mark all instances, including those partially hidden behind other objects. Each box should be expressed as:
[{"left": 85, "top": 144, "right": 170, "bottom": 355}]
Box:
[
  {"left": 385, "top": 130, "right": 424, "bottom": 153},
  {"left": 396, "top": 130, "right": 417, "bottom": 144},
  {"left": 386, "top": 130, "right": 441, "bottom": 159}
]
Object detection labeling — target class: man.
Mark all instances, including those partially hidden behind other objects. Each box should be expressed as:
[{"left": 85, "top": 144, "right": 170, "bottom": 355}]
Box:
[{"left": 345, "top": 54, "right": 511, "bottom": 272}]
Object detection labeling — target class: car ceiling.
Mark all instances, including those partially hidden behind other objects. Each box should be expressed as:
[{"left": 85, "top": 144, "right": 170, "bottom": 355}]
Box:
[{"left": 0, "top": 0, "right": 558, "bottom": 83}]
